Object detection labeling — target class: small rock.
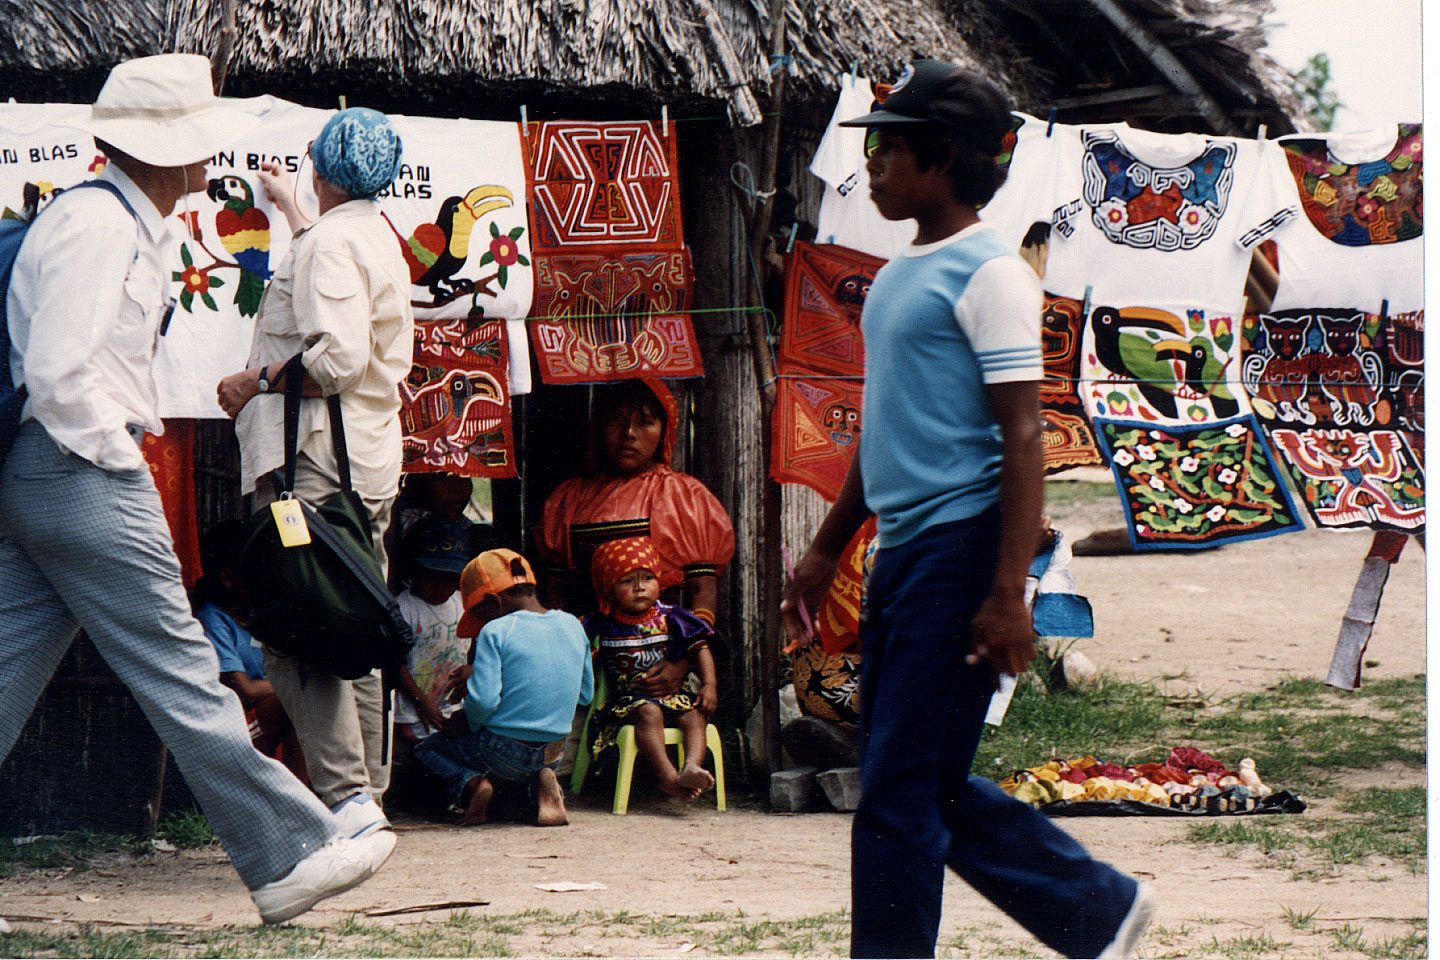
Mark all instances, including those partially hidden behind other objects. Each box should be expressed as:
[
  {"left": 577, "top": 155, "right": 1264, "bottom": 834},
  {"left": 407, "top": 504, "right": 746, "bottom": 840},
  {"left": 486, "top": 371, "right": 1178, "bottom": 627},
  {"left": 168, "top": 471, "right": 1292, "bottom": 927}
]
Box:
[
  {"left": 770, "top": 767, "right": 820, "bottom": 812},
  {"left": 817, "top": 767, "right": 862, "bottom": 812}
]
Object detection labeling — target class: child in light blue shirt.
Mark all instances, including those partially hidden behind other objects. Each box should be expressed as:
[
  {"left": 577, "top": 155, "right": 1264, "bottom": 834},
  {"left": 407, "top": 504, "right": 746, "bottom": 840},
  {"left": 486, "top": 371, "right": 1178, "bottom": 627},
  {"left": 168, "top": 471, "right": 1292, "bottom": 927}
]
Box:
[{"left": 414, "top": 549, "right": 592, "bottom": 827}]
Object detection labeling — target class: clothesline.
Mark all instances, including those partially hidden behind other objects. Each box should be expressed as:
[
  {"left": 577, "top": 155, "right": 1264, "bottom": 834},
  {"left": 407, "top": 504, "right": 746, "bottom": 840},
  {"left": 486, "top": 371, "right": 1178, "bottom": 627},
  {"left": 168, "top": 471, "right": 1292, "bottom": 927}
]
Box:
[{"left": 763, "top": 372, "right": 1404, "bottom": 388}]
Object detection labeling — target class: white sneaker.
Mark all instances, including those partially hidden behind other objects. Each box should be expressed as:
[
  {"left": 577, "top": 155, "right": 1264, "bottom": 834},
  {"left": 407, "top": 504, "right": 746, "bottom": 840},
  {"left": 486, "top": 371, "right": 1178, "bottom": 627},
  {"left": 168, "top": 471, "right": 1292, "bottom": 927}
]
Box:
[
  {"left": 1098, "top": 881, "right": 1156, "bottom": 959},
  {"left": 330, "top": 792, "right": 391, "bottom": 839},
  {"left": 251, "top": 830, "right": 396, "bottom": 925}
]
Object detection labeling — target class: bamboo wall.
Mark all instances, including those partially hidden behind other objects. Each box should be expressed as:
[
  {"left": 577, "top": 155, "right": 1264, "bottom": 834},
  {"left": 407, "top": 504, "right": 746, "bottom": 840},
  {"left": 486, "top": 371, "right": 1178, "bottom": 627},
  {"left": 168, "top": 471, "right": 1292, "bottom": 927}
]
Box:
[{"left": 679, "top": 105, "right": 829, "bottom": 711}]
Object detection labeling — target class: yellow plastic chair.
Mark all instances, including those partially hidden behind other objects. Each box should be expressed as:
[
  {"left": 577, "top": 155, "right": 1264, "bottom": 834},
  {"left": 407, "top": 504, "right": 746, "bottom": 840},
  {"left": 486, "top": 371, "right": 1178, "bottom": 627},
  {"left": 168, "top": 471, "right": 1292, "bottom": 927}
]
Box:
[{"left": 571, "top": 671, "right": 726, "bottom": 815}]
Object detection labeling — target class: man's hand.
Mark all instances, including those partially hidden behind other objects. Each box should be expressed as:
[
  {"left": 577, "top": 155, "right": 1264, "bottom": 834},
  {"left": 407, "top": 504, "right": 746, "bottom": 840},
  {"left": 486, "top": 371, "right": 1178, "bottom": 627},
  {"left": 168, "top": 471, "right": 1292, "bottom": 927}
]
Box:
[
  {"left": 216, "top": 367, "right": 263, "bottom": 418},
  {"left": 781, "top": 547, "right": 839, "bottom": 650},
  {"left": 966, "top": 589, "right": 1036, "bottom": 682},
  {"left": 632, "top": 657, "right": 688, "bottom": 698}
]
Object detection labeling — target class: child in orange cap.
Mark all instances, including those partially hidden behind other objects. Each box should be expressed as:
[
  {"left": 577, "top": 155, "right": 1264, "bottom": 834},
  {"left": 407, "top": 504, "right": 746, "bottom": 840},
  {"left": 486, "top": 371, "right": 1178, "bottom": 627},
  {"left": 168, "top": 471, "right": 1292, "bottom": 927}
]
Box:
[
  {"left": 584, "top": 536, "right": 718, "bottom": 800},
  {"left": 413, "top": 549, "right": 593, "bottom": 826}
]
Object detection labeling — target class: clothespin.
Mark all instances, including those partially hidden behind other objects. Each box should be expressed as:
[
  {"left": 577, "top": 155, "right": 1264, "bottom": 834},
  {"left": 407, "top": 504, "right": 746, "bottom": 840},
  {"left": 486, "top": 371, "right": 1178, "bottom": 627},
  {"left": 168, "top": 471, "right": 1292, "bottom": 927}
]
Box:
[
  {"left": 850, "top": 59, "right": 859, "bottom": 83},
  {"left": 1081, "top": 283, "right": 1094, "bottom": 319},
  {"left": 785, "top": 222, "right": 799, "bottom": 253},
  {"left": 1256, "top": 123, "right": 1268, "bottom": 141},
  {"left": 1046, "top": 107, "right": 1058, "bottom": 137},
  {"left": 338, "top": 95, "right": 347, "bottom": 111},
  {"left": 1380, "top": 298, "right": 1389, "bottom": 321},
  {"left": 661, "top": 104, "right": 669, "bottom": 137},
  {"left": 520, "top": 104, "right": 528, "bottom": 137}
]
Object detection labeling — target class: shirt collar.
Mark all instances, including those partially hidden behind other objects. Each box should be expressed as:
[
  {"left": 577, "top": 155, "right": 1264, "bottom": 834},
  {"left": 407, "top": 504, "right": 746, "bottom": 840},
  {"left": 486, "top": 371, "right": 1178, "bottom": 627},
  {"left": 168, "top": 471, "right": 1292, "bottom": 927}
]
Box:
[
  {"left": 98, "top": 164, "right": 169, "bottom": 244},
  {"left": 319, "top": 197, "right": 382, "bottom": 221}
]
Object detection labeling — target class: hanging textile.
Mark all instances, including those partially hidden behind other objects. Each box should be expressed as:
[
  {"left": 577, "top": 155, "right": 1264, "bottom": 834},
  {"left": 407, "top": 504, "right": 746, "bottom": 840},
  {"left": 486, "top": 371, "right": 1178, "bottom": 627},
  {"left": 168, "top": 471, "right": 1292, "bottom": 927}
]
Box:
[
  {"left": 522, "top": 119, "right": 700, "bottom": 384},
  {"left": 1094, "top": 415, "right": 1301, "bottom": 551},
  {"left": 1038, "top": 291, "right": 1103, "bottom": 472},
  {"left": 400, "top": 317, "right": 516, "bottom": 478},
  {"left": 528, "top": 249, "right": 703, "bottom": 383},
  {"left": 777, "top": 241, "right": 880, "bottom": 377},
  {"left": 1251, "top": 127, "right": 1424, "bottom": 531},
  {"left": 141, "top": 420, "right": 201, "bottom": 586},
  {"left": 0, "top": 98, "right": 537, "bottom": 454},
  {"left": 1036, "top": 126, "right": 1300, "bottom": 306},
  {"left": 769, "top": 376, "right": 864, "bottom": 501}
]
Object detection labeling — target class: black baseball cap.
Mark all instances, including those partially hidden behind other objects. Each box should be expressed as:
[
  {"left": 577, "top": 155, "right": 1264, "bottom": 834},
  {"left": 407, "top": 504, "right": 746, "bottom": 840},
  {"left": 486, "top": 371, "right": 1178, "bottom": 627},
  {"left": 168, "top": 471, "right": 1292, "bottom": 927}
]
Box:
[
  {"left": 404, "top": 515, "right": 473, "bottom": 574},
  {"left": 838, "top": 59, "right": 963, "bottom": 127}
]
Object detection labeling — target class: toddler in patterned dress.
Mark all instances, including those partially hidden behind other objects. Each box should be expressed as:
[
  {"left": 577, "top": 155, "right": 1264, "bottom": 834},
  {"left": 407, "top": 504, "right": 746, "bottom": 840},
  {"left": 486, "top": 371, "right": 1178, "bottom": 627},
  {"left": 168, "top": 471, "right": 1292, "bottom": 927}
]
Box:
[{"left": 584, "top": 536, "right": 718, "bottom": 800}]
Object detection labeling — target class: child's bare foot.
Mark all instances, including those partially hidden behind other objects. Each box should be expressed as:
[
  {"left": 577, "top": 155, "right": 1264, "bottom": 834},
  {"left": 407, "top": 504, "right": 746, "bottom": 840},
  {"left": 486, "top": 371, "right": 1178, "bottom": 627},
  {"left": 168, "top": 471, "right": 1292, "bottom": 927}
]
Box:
[
  {"left": 676, "top": 761, "right": 715, "bottom": 793},
  {"left": 458, "top": 776, "right": 494, "bottom": 826},
  {"left": 534, "top": 768, "right": 569, "bottom": 826}
]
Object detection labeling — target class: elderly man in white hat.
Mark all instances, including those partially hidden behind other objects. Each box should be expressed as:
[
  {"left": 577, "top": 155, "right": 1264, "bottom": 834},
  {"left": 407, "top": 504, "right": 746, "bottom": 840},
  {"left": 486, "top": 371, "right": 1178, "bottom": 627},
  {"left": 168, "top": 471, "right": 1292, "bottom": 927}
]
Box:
[{"left": 0, "top": 54, "right": 394, "bottom": 924}]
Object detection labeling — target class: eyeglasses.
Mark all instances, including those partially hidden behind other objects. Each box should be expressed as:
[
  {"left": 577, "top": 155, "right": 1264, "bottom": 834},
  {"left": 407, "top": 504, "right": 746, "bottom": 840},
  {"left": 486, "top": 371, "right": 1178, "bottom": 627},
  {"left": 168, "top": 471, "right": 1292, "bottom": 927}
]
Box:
[{"left": 862, "top": 128, "right": 881, "bottom": 158}]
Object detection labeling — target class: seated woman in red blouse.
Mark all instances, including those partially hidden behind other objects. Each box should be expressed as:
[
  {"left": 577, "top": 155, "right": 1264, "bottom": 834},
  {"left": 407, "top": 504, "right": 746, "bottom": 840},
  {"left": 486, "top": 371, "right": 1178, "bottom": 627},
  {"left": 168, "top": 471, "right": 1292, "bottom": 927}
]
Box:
[{"left": 537, "top": 378, "right": 735, "bottom": 626}]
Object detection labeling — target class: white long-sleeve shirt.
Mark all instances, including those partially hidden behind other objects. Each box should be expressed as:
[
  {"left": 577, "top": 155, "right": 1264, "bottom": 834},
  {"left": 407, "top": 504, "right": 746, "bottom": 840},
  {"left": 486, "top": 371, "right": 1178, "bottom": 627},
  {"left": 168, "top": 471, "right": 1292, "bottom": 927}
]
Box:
[
  {"left": 235, "top": 198, "right": 414, "bottom": 502},
  {"left": 6, "top": 165, "right": 166, "bottom": 472}
]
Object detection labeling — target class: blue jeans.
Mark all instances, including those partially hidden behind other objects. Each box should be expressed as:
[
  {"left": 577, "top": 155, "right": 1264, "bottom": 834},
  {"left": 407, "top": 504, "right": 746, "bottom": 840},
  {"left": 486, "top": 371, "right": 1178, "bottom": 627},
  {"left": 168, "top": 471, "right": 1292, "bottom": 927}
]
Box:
[
  {"left": 414, "top": 725, "right": 553, "bottom": 802},
  {"left": 851, "top": 509, "right": 1137, "bottom": 958}
]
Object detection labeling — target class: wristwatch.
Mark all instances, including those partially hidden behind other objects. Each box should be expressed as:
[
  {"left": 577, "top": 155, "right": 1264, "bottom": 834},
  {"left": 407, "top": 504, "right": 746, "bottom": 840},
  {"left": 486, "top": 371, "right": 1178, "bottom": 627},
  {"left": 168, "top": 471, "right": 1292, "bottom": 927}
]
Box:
[{"left": 256, "top": 365, "right": 271, "bottom": 393}]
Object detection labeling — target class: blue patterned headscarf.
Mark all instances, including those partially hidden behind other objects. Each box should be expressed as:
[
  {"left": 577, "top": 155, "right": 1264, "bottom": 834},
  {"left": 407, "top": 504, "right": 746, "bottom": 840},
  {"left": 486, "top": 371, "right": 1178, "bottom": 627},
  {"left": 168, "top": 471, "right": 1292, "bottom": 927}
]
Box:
[{"left": 311, "top": 107, "right": 403, "bottom": 200}]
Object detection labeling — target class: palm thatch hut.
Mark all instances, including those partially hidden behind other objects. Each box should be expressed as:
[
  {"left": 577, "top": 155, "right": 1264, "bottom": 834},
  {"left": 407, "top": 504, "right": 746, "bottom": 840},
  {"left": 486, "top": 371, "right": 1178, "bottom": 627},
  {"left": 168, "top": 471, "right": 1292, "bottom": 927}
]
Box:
[{"left": 0, "top": 0, "right": 1302, "bottom": 825}]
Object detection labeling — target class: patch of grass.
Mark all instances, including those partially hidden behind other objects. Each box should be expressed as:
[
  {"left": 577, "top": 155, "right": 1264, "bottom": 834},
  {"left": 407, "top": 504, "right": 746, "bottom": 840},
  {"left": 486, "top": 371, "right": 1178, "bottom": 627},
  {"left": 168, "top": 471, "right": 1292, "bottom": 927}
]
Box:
[
  {"left": 152, "top": 807, "right": 217, "bottom": 850},
  {"left": 1188, "top": 821, "right": 1295, "bottom": 855},
  {"left": 1331, "top": 922, "right": 1367, "bottom": 951},
  {"left": 974, "top": 673, "right": 1167, "bottom": 773},
  {"left": 0, "top": 832, "right": 148, "bottom": 879},
  {"left": 1206, "top": 931, "right": 1291, "bottom": 958},
  {"left": 1280, "top": 904, "right": 1318, "bottom": 930},
  {"left": 1365, "top": 929, "right": 1429, "bottom": 959},
  {"left": 1045, "top": 479, "right": 1120, "bottom": 508},
  {"left": 1341, "top": 786, "right": 1425, "bottom": 818}
]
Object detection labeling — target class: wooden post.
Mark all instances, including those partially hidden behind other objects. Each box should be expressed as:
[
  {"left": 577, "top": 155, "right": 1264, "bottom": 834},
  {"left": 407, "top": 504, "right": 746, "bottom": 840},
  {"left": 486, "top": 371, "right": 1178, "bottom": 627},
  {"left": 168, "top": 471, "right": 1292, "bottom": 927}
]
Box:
[
  {"left": 740, "top": 0, "right": 788, "bottom": 776},
  {"left": 209, "top": 0, "right": 239, "bottom": 95}
]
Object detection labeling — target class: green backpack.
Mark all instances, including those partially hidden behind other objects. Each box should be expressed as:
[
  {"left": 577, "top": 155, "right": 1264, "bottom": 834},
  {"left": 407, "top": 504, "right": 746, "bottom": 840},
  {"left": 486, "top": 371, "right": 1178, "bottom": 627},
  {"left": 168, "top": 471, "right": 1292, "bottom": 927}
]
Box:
[{"left": 239, "top": 354, "right": 414, "bottom": 680}]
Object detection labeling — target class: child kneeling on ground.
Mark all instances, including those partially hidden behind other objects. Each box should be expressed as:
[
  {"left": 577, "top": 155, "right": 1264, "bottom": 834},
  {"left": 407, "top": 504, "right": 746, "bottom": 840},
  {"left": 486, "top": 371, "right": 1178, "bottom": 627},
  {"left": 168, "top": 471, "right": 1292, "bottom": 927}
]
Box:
[
  {"left": 414, "top": 549, "right": 593, "bottom": 826},
  {"left": 585, "top": 536, "right": 718, "bottom": 800}
]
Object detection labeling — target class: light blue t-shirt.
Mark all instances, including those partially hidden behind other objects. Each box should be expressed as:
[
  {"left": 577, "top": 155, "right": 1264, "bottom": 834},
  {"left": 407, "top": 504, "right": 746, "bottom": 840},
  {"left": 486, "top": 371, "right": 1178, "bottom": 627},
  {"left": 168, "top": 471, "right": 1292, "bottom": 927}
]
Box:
[
  {"left": 196, "top": 602, "right": 266, "bottom": 681},
  {"left": 860, "top": 223, "right": 1043, "bottom": 547},
  {"left": 466, "top": 609, "right": 594, "bottom": 743}
]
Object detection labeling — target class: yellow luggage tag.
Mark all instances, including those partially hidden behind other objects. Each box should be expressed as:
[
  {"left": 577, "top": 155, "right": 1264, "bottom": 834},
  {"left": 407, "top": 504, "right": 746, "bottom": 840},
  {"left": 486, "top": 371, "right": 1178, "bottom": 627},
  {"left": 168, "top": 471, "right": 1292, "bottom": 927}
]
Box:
[{"left": 269, "top": 495, "right": 311, "bottom": 547}]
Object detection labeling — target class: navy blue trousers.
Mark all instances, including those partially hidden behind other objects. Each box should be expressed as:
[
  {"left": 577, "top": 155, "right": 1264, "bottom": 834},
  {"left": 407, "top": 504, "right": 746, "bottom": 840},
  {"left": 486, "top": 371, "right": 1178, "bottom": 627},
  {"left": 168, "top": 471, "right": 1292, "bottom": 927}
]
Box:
[{"left": 851, "top": 510, "right": 1136, "bottom": 958}]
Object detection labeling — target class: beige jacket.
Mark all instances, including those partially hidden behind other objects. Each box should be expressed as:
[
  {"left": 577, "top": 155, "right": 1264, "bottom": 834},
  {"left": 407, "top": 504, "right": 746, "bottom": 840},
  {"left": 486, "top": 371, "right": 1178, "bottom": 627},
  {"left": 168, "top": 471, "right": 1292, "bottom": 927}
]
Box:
[{"left": 236, "top": 199, "right": 414, "bottom": 502}]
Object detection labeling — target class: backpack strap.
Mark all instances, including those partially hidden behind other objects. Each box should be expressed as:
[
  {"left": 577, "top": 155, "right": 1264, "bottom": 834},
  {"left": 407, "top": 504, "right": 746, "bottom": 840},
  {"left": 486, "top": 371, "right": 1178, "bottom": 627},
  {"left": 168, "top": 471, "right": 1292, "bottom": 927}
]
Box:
[
  {"left": 278, "top": 352, "right": 356, "bottom": 498},
  {"left": 71, "top": 179, "right": 141, "bottom": 223}
]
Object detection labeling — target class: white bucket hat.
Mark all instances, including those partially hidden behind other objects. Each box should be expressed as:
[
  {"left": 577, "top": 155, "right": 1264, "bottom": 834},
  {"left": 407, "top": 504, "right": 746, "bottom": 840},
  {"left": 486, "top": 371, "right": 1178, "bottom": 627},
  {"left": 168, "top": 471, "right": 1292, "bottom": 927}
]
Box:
[{"left": 88, "top": 54, "right": 259, "bottom": 167}]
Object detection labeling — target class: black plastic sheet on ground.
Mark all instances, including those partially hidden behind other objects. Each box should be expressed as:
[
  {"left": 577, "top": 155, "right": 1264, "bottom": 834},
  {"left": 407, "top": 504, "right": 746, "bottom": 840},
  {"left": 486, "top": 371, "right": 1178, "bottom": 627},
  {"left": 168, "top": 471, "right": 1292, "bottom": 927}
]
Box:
[{"left": 1038, "top": 791, "right": 1306, "bottom": 817}]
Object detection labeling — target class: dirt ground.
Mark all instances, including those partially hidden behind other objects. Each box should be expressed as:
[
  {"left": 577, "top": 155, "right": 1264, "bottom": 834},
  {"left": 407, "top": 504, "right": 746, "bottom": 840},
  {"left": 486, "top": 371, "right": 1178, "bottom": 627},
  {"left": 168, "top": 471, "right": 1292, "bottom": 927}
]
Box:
[{"left": 0, "top": 482, "right": 1427, "bottom": 957}]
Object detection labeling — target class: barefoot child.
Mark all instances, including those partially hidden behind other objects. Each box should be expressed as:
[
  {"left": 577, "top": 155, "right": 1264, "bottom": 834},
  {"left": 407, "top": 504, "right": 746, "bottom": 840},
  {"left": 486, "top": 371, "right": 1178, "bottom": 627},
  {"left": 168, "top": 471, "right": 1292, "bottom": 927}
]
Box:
[
  {"left": 584, "top": 537, "right": 718, "bottom": 800},
  {"left": 413, "top": 549, "right": 592, "bottom": 826}
]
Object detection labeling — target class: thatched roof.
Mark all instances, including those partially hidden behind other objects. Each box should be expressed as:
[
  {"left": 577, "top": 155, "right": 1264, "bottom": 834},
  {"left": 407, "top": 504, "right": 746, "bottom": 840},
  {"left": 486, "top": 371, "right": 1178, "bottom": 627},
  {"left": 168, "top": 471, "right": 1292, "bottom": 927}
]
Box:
[
  {"left": 0, "top": 0, "right": 1299, "bottom": 132},
  {"left": 978, "top": 0, "right": 1303, "bottom": 134}
]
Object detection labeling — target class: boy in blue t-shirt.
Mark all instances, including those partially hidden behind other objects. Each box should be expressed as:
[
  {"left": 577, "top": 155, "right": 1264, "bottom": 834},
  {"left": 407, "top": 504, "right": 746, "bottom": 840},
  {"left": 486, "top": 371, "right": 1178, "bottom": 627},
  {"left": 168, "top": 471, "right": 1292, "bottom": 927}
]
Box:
[
  {"left": 782, "top": 61, "right": 1153, "bottom": 960},
  {"left": 414, "top": 549, "right": 593, "bottom": 827}
]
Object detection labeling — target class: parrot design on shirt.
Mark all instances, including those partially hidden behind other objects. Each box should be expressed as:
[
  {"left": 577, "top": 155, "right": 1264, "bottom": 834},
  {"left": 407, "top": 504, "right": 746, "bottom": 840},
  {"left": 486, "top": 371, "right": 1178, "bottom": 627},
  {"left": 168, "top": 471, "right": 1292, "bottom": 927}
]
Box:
[{"left": 207, "top": 176, "right": 271, "bottom": 317}]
